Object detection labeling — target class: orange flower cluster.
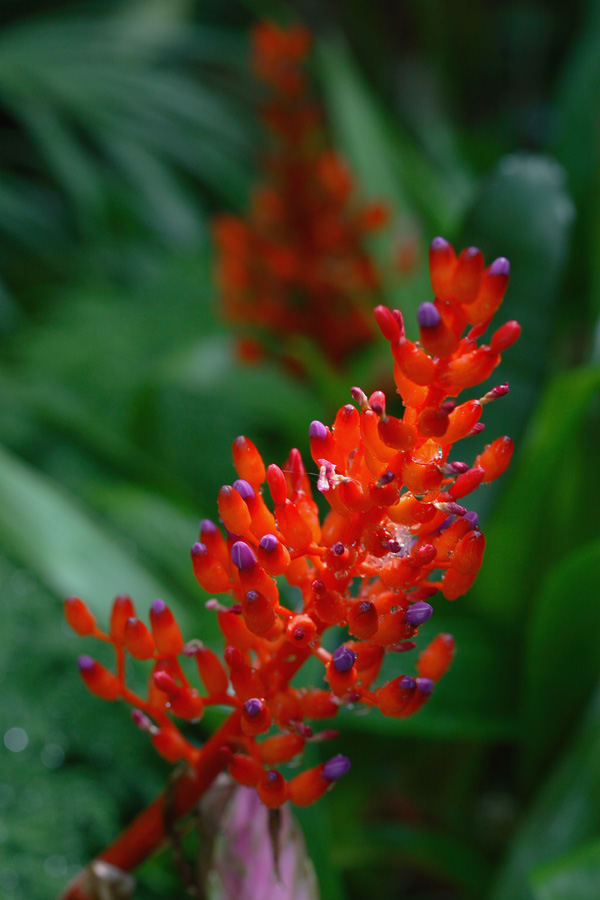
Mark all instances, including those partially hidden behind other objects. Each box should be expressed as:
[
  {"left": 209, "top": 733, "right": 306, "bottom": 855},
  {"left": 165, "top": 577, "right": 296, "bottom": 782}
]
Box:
[
  {"left": 67, "top": 238, "right": 519, "bottom": 821},
  {"left": 213, "top": 22, "right": 388, "bottom": 368}
]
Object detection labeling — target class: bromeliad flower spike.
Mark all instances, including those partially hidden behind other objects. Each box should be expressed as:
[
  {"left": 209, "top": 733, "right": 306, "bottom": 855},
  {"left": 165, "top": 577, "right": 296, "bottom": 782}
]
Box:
[{"left": 63, "top": 238, "right": 519, "bottom": 897}]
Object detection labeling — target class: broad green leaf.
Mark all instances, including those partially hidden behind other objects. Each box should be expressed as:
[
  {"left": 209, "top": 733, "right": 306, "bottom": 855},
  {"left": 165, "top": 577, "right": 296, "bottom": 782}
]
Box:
[
  {"left": 470, "top": 366, "right": 600, "bottom": 627},
  {"left": 522, "top": 537, "right": 600, "bottom": 781},
  {"left": 531, "top": 838, "right": 600, "bottom": 900},
  {"left": 0, "top": 444, "right": 189, "bottom": 627},
  {"left": 491, "top": 687, "right": 600, "bottom": 900}
]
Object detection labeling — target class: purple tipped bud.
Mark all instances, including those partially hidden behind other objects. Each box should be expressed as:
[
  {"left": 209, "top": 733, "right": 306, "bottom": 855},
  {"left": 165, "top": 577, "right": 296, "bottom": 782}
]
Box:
[
  {"left": 131, "top": 709, "right": 152, "bottom": 731},
  {"left": 233, "top": 479, "right": 255, "bottom": 501},
  {"left": 385, "top": 540, "right": 402, "bottom": 554},
  {"left": 332, "top": 645, "right": 356, "bottom": 673},
  {"left": 399, "top": 675, "right": 416, "bottom": 690},
  {"left": 323, "top": 754, "right": 351, "bottom": 781},
  {"left": 447, "top": 503, "right": 467, "bottom": 517},
  {"left": 77, "top": 655, "right": 95, "bottom": 671},
  {"left": 259, "top": 533, "right": 279, "bottom": 552},
  {"left": 431, "top": 236, "right": 450, "bottom": 251},
  {"left": 405, "top": 601, "right": 434, "bottom": 626},
  {"left": 309, "top": 420, "right": 328, "bottom": 441},
  {"left": 151, "top": 598, "right": 166, "bottom": 616},
  {"left": 192, "top": 542, "right": 208, "bottom": 556},
  {"left": 441, "top": 399, "right": 457, "bottom": 413},
  {"left": 464, "top": 246, "right": 480, "bottom": 260},
  {"left": 417, "top": 302, "right": 441, "bottom": 329},
  {"left": 379, "top": 470, "right": 395, "bottom": 485},
  {"left": 448, "top": 461, "right": 469, "bottom": 474},
  {"left": 491, "top": 383, "right": 509, "bottom": 398},
  {"left": 244, "top": 698, "right": 263, "bottom": 717},
  {"left": 350, "top": 386, "right": 369, "bottom": 409},
  {"left": 266, "top": 770, "right": 278, "bottom": 783},
  {"left": 311, "top": 579, "right": 326, "bottom": 597},
  {"left": 416, "top": 677, "right": 434, "bottom": 695},
  {"left": 200, "top": 519, "right": 217, "bottom": 536},
  {"left": 231, "top": 541, "right": 257, "bottom": 571},
  {"left": 489, "top": 257, "right": 510, "bottom": 277},
  {"left": 332, "top": 542, "right": 345, "bottom": 556},
  {"left": 470, "top": 423, "right": 485, "bottom": 435},
  {"left": 464, "top": 510, "right": 479, "bottom": 530},
  {"left": 245, "top": 590, "right": 260, "bottom": 603}
]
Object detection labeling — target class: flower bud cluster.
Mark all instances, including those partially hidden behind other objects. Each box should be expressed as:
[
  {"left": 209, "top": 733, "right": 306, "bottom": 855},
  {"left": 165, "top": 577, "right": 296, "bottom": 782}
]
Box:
[
  {"left": 67, "top": 238, "right": 518, "bottom": 809},
  {"left": 214, "top": 22, "right": 389, "bottom": 368}
]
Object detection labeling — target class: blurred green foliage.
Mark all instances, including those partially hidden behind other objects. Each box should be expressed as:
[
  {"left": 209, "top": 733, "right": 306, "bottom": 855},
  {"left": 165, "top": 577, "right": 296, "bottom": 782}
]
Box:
[{"left": 1, "top": 1, "right": 600, "bottom": 899}]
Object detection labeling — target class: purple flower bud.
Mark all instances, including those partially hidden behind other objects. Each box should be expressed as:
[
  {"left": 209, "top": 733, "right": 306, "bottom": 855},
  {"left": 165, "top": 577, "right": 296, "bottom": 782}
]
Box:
[
  {"left": 490, "top": 383, "right": 509, "bottom": 399},
  {"left": 323, "top": 754, "right": 351, "bottom": 781},
  {"left": 464, "top": 510, "right": 479, "bottom": 530},
  {"left": 245, "top": 590, "right": 260, "bottom": 603},
  {"left": 489, "top": 256, "right": 510, "bottom": 277},
  {"left": 77, "top": 655, "right": 94, "bottom": 671},
  {"left": 332, "top": 542, "right": 345, "bottom": 556},
  {"left": 259, "top": 533, "right": 279, "bottom": 552},
  {"left": 385, "top": 540, "right": 402, "bottom": 554},
  {"left": 233, "top": 479, "right": 255, "bottom": 502},
  {"left": 464, "top": 246, "right": 480, "bottom": 260},
  {"left": 379, "top": 470, "right": 395, "bottom": 485},
  {"left": 192, "top": 542, "right": 208, "bottom": 556},
  {"left": 470, "top": 423, "right": 485, "bottom": 435},
  {"left": 417, "top": 302, "right": 441, "bottom": 329},
  {"left": 333, "top": 645, "right": 356, "bottom": 673},
  {"left": 405, "top": 601, "right": 434, "bottom": 626},
  {"left": 448, "top": 461, "right": 469, "bottom": 474},
  {"left": 265, "top": 770, "right": 278, "bottom": 783},
  {"left": 399, "top": 675, "right": 416, "bottom": 690},
  {"left": 200, "top": 519, "right": 217, "bottom": 536},
  {"left": 231, "top": 541, "right": 257, "bottom": 571},
  {"left": 431, "top": 236, "right": 450, "bottom": 251},
  {"left": 131, "top": 709, "right": 152, "bottom": 731},
  {"left": 151, "top": 598, "right": 166, "bottom": 616},
  {"left": 350, "top": 386, "right": 369, "bottom": 409},
  {"left": 416, "top": 677, "right": 434, "bottom": 695},
  {"left": 309, "top": 420, "right": 328, "bottom": 441},
  {"left": 244, "top": 698, "right": 263, "bottom": 717}
]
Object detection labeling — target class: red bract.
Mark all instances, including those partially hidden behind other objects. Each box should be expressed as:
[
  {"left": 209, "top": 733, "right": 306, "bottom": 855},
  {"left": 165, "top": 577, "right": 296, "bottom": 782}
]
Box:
[
  {"left": 213, "top": 23, "right": 390, "bottom": 369},
  {"left": 64, "top": 237, "right": 518, "bottom": 897}
]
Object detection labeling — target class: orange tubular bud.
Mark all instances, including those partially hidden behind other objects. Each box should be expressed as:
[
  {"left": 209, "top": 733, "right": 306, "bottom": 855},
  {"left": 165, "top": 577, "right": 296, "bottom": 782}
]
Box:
[
  {"left": 333, "top": 403, "right": 360, "bottom": 455},
  {"left": 151, "top": 728, "right": 191, "bottom": 764},
  {"left": 217, "top": 610, "right": 256, "bottom": 651},
  {"left": 232, "top": 435, "right": 266, "bottom": 487},
  {"left": 417, "top": 633, "right": 455, "bottom": 681},
  {"left": 190, "top": 645, "right": 229, "bottom": 695},
  {"left": 229, "top": 753, "right": 263, "bottom": 786},
  {"left": 271, "top": 691, "right": 303, "bottom": 727},
  {"left": 450, "top": 246, "right": 484, "bottom": 305},
  {"left": 377, "top": 414, "right": 417, "bottom": 451},
  {"left": 347, "top": 600, "right": 378, "bottom": 639},
  {"left": 475, "top": 435, "right": 514, "bottom": 482},
  {"left": 419, "top": 315, "right": 460, "bottom": 358},
  {"left": 447, "top": 466, "right": 485, "bottom": 499},
  {"left": 266, "top": 464, "right": 288, "bottom": 505},
  {"left": 388, "top": 494, "right": 436, "bottom": 526},
  {"left": 440, "top": 399, "right": 483, "bottom": 444},
  {"left": 256, "top": 533, "right": 291, "bottom": 575},
  {"left": 326, "top": 647, "right": 358, "bottom": 696},
  {"left": 311, "top": 581, "right": 346, "bottom": 625},
  {"left": 376, "top": 675, "right": 416, "bottom": 717},
  {"left": 149, "top": 600, "right": 184, "bottom": 657},
  {"left": 429, "top": 236, "right": 456, "bottom": 301},
  {"left": 464, "top": 257, "right": 510, "bottom": 325},
  {"left": 218, "top": 485, "right": 252, "bottom": 535},
  {"left": 288, "top": 766, "right": 329, "bottom": 806},
  {"left": 402, "top": 459, "right": 444, "bottom": 495},
  {"left": 257, "top": 770, "right": 288, "bottom": 809},
  {"left": 110, "top": 594, "right": 135, "bottom": 643},
  {"left": 373, "top": 304, "right": 403, "bottom": 343},
  {"left": 490, "top": 320, "right": 521, "bottom": 354},
  {"left": 242, "top": 590, "right": 277, "bottom": 635},
  {"left": 241, "top": 698, "right": 272, "bottom": 736},
  {"left": 442, "top": 347, "right": 497, "bottom": 391},
  {"left": 392, "top": 340, "right": 435, "bottom": 386},
  {"left": 441, "top": 568, "right": 476, "bottom": 600},
  {"left": 286, "top": 614, "right": 317, "bottom": 648},
  {"left": 78, "top": 656, "right": 121, "bottom": 701},
  {"left": 451, "top": 530, "right": 485, "bottom": 575},
  {"left": 191, "top": 543, "right": 231, "bottom": 594},
  {"left": 123, "top": 617, "right": 155, "bottom": 659},
  {"left": 259, "top": 733, "right": 305, "bottom": 764},
  {"left": 275, "top": 499, "right": 313, "bottom": 550},
  {"left": 300, "top": 690, "right": 339, "bottom": 720},
  {"left": 64, "top": 596, "right": 96, "bottom": 636}
]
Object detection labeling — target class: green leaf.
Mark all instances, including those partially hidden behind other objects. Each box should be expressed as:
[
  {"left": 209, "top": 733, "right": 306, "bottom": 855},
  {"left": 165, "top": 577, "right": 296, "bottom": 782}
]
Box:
[
  {"left": 522, "top": 537, "right": 600, "bottom": 781},
  {"left": 531, "top": 838, "right": 600, "bottom": 900},
  {"left": 469, "top": 366, "right": 600, "bottom": 627},
  {"left": 491, "top": 687, "right": 600, "bottom": 900},
  {"left": 0, "top": 443, "right": 190, "bottom": 627}
]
